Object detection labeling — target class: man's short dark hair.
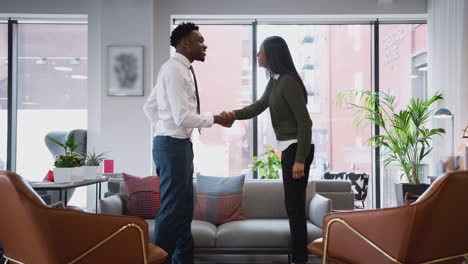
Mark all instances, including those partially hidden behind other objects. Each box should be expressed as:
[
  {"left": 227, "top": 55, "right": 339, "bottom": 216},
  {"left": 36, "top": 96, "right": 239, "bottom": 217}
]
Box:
[{"left": 170, "top": 22, "right": 199, "bottom": 48}]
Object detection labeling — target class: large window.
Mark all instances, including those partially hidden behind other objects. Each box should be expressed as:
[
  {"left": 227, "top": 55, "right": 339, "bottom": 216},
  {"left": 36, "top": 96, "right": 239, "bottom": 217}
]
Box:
[
  {"left": 15, "top": 23, "right": 88, "bottom": 182},
  {"left": 256, "top": 25, "right": 372, "bottom": 181},
  {"left": 0, "top": 22, "right": 7, "bottom": 171},
  {"left": 379, "top": 23, "right": 428, "bottom": 207},
  {"left": 2, "top": 20, "right": 88, "bottom": 207},
  {"left": 171, "top": 19, "right": 427, "bottom": 209},
  {"left": 188, "top": 25, "right": 254, "bottom": 177}
]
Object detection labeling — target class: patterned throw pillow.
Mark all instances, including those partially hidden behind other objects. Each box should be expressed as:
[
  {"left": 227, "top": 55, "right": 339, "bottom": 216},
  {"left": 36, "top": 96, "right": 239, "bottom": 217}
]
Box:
[
  {"left": 193, "top": 174, "right": 246, "bottom": 225},
  {"left": 122, "top": 173, "right": 160, "bottom": 219}
]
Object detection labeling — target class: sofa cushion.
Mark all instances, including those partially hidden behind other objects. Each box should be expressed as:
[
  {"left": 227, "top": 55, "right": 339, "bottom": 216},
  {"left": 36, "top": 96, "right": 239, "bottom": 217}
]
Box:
[
  {"left": 146, "top": 219, "right": 156, "bottom": 243},
  {"left": 193, "top": 174, "right": 246, "bottom": 225},
  {"left": 314, "top": 179, "right": 351, "bottom": 192},
  {"left": 216, "top": 219, "right": 322, "bottom": 248},
  {"left": 242, "top": 180, "right": 316, "bottom": 219},
  {"left": 123, "top": 173, "right": 160, "bottom": 219},
  {"left": 316, "top": 192, "right": 354, "bottom": 210},
  {"left": 314, "top": 179, "right": 354, "bottom": 210},
  {"left": 146, "top": 219, "right": 217, "bottom": 248},
  {"left": 192, "top": 220, "right": 217, "bottom": 248}
]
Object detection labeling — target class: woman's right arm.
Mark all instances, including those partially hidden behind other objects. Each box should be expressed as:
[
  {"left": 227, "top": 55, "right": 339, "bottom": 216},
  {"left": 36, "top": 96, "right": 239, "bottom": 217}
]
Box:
[{"left": 233, "top": 79, "right": 272, "bottom": 120}]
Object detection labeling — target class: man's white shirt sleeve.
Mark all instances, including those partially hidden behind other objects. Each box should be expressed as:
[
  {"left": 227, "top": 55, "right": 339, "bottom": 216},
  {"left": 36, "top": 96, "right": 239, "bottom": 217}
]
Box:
[
  {"left": 143, "top": 83, "right": 159, "bottom": 124},
  {"left": 165, "top": 65, "right": 214, "bottom": 128},
  {"left": 143, "top": 55, "right": 214, "bottom": 139}
]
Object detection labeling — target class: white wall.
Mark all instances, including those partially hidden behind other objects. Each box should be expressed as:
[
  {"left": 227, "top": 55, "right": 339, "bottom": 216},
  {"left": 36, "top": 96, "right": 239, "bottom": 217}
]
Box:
[
  {"left": 98, "top": 0, "right": 153, "bottom": 177},
  {"left": 1, "top": 0, "right": 154, "bottom": 177}
]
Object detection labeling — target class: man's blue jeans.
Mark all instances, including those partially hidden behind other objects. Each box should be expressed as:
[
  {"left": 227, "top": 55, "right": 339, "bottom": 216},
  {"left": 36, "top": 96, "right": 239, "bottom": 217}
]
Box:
[{"left": 153, "top": 136, "right": 194, "bottom": 264}]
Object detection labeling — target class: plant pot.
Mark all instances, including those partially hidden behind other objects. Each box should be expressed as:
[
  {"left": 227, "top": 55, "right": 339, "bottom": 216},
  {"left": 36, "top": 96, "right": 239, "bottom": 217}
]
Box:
[
  {"left": 83, "top": 166, "right": 99, "bottom": 180},
  {"left": 72, "top": 166, "right": 86, "bottom": 182},
  {"left": 394, "top": 183, "right": 430, "bottom": 206},
  {"left": 53, "top": 167, "right": 85, "bottom": 182},
  {"left": 53, "top": 167, "right": 73, "bottom": 183}
]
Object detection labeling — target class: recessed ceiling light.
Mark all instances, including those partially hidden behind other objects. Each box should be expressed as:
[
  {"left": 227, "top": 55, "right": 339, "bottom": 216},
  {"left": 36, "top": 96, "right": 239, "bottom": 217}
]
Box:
[
  {"left": 302, "top": 64, "right": 315, "bottom": 70},
  {"left": 69, "top": 57, "right": 81, "bottom": 65},
  {"left": 71, "top": 75, "right": 88, "bottom": 80},
  {"left": 418, "top": 66, "right": 428, "bottom": 72},
  {"left": 54, "top": 66, "right": 73, "bottom": 72},
  {"left": 35, "top": 57, "right": 48, "bottom": 65},
  {"left": 302, "top": 35, "right": 314, "bottom": 44}
]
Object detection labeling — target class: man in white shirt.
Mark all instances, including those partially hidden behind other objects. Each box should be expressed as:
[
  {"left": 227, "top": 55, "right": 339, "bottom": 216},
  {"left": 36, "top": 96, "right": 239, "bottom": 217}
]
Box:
[{"left": 143, "top": 22, "right": 232, "bottom": 264}]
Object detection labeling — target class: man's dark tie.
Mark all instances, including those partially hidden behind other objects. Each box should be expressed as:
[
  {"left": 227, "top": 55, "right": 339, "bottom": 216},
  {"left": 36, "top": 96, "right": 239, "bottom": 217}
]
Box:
[
  {"left": 189, "top": 65, "right": 201, "bottom": 134},
  {"left": 189, "top": 66, "right": 201, "bottom": 114}
]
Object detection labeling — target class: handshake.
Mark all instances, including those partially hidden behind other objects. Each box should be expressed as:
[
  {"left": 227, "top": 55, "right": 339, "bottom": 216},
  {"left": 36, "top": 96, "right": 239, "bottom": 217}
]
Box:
[{"left": 214, "top": 111, "right": 236, "bottom": 128}]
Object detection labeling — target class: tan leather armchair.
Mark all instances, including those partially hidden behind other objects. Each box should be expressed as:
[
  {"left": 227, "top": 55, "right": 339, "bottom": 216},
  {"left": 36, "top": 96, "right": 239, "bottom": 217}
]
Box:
[
  {"left": 308, "top": 170, "right": 468, "bottom": 264},
  {"left": 0, "top": 171, "right": 167, "bottom": 264}
]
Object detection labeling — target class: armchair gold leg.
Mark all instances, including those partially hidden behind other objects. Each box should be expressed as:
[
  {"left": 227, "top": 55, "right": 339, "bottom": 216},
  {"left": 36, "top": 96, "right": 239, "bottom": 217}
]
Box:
[
  {"left": 3, "top": 224, "right": 149, "bottom": 264},
  {"left": 3, "top": 256, "right": 24, "bottom": 264},
  {"left": 322, "top": 218, "right": 402, "bottom": 264},
  {"left": 68, "top": 223, "right": 148, "bottom": 264},
  {"left": 322, "top": 218, "right": 468, "bottom": 264}
]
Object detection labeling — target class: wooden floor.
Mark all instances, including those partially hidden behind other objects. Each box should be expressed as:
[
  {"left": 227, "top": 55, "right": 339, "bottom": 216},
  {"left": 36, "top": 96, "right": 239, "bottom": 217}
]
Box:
[{"left": 194, "top": 254, "right": 322, "bottom": 264}]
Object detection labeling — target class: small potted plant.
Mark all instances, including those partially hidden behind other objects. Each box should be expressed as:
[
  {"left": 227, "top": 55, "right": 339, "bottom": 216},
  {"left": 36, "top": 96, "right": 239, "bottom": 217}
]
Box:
[
  {"left": 83, "top": 151, "right": 108, "bottom": 179},
  {"left": 53, "top": 152, "right": 85, "bottom": 182},
  {"left": 47, "top": 132, "right": 85, "bottom": 182},
  {"left": 252, "top": 146, "right": 282, "bottom": 179}
]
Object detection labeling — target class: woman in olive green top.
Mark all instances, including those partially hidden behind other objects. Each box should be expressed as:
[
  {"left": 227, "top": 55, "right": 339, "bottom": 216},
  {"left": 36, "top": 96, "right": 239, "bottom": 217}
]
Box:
[{"left": 229, "top": 36, "right": 314, "bottom": 264}]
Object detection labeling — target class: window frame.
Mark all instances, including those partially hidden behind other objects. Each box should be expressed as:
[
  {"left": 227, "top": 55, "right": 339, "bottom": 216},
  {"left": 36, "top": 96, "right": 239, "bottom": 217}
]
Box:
[
  {"left": 173, "top": 16, "right": 428, "bottom": 209},
  {"left": 3, "top": 18, "right": 88, "bottom": 173}
]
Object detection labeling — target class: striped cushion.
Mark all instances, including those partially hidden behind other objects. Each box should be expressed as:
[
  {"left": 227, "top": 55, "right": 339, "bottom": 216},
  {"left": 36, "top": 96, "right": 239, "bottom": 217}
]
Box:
[
  {"left": 193, "top": 174, "right": 246, "bottom": 225},
  {"left": 123, "top": 173, "right": 160, "bottom": 219}
]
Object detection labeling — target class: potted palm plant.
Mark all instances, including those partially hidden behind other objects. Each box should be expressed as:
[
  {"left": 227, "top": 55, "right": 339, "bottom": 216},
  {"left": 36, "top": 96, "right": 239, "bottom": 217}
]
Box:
[{"left": 337, "top": 90, "right": 445, "bottom": 206}]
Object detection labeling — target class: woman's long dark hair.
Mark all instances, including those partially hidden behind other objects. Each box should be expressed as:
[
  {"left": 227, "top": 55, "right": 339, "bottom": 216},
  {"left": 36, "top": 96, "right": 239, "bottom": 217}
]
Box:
[{"left": 263, "top": 36, "right": 308, "bottom": 103}]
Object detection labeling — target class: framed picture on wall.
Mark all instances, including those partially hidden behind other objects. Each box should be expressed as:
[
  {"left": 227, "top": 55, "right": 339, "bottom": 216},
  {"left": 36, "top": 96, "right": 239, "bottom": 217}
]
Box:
[{"left": 107, "top": 45, "right": 144, "bottom": 96}]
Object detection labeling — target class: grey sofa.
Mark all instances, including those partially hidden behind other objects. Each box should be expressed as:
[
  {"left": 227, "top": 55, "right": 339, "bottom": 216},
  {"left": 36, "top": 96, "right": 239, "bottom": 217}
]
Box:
[
  {"left": 100, "top": 180, "right": 331, "bottom": 255},
  {"left": 314, "top": 180, "right": 355, "bottom": 210}
]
